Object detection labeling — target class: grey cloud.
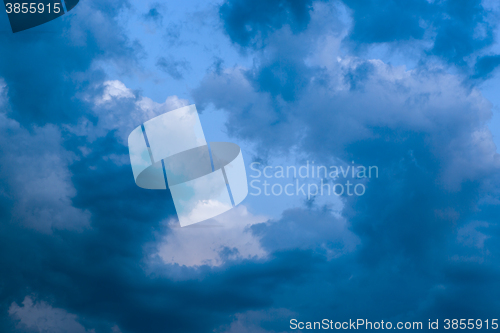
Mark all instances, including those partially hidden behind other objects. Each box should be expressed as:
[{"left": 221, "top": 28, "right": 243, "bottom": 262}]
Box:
[
  {"left": 252, "top": 206, "right": 359, "bottom": 256},
  {"left": 195, "top": 57, "right": 499, "bottom": 188},
  {"left": 191, "top": 3, "right": 500, "bottom": 329},
  {"left": 0, "top": 108, "right": 90, "bottom": 233},
  {"left": 0, "top": 0, "right": 140, "bottom": 126},
  {"left": 9, "top": 296, "right": 96, "bottom": 333},
  {"left": 156, "top": 56, "right": 191, "bottom": 80}
]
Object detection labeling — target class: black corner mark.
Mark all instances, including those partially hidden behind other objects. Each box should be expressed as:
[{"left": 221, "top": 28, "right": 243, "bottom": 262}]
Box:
[
  {"left": 3, "top": 0, "right": 79, "bottom": 33},
  {"left": 63, "top": 0, "right": 77, "bottom": 11}
]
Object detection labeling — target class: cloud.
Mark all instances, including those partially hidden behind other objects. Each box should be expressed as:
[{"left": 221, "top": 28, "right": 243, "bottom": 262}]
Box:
[
  {"left": 219, "top": 0, "right": 316, "bottom": 49},
  {"left": 218, "top": 0, "right": 500, "bottom": 76},
  {"left": 157, "top": 205, "right": 267, "bottom": 267},
  {"left": 457, "top": 221, "right": 490, "bottom": 249},
  {"left": 0, "top": 85, "right": 90, "bottom": 233},
  {"left": 191, "top": 1, "right": 500, "bottom": 328},
  {"left": 9, "top": 296, "right": 96, "bottom": 333},
  {"left": 156, "top": 56, "right": 191, "bottom": 80},
  {"left": 0, "top": 0, "right": 139, "bottom": 126},
  {"left": 195, "top": 52, "right": 499, "bottom": 189},
  {"left": 251, "top": 206, "right": 359, "bottom": 257},
  {"left": 216, "top": 309, "right": 294, "bottom": 333},
  {"left": 0, "top": 73, "right": 273, "bottom": 333},
  {"left": 342, "top": 0, "right": 430, "bottom": 44},
  {"left": 341, "top": 0, "right": 498, "bottom": 71},
  {"left": 430, "top": 0, "right": 494, "bottom": 66},
  {"left": 1, "top": 0, "right": 500, "bottom": 332}
]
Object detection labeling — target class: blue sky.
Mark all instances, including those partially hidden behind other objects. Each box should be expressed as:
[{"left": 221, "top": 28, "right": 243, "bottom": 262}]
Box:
[{"left": 1, "top": 0, "right": 500, "bottom": 332}]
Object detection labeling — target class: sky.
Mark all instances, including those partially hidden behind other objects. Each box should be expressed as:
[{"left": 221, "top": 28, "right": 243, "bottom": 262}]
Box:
[{"left": 0, "top": 0, "right": 500, "bottom": 332}]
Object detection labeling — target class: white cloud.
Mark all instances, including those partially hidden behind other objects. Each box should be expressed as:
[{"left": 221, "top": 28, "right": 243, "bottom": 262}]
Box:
[
  {"left": 156, "top": 205, "right": 268, "bottom": 267},
  {"left": 95, "top": 80, "right": 135, "bottom": 105},
  {"left": 70, "top": 80, "right": 189, "bottom": 145}
]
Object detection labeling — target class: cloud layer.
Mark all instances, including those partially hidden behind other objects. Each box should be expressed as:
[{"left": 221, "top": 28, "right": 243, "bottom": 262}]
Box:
[{"left": 1, "top": 0, "right": 500, "bottom": 332}]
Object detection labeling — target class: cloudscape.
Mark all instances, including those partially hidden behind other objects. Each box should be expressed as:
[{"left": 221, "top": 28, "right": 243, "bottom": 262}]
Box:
[{"left": 1, "top": 0, "right": 500, "bottom": 332}]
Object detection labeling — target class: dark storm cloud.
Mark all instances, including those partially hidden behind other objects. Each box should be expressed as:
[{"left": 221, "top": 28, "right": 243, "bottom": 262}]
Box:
[
  {"left": 430, "top": 0, "right": 494, "bottom": 66},
  {"left": 344, "top": 0, "right": 498, "bottom": 71},
  {"left": 346, "top": 0, "right": 500, "bottom": 74},
  {"left": 219, "top": 0, "right": 317, "bottom": 48},
  {"left": 219, "top": 0, "right": 500, "bottom": 78},
  {"left": 342, "top": 0, "right": 430, "bottom": 43},
  {"left": 0, "top": 126, "right": 252, "bottom": 332},
  {"left": 472, "top": 54, "right": 500, "bottom": 79},
  {"left": 0, "top": 0, "right": 138, "bottom": 126},
  {"left": 251, "top": 206, "right": 358, "bottom": 254},
  {"left": 0, "top": 72, "right": 309, "bottom": 332},
  {"left": 0, "top": 160, "right": 325, "bottom": 332},
  {"left": 194, "top": 0, "right": 500, "bottom": 329},
  {"left": 252, "top": 57, "right": 312, "bottom": 102},
  {"left": 2, "top": 0, "right": 500, "bottom": 332}
]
